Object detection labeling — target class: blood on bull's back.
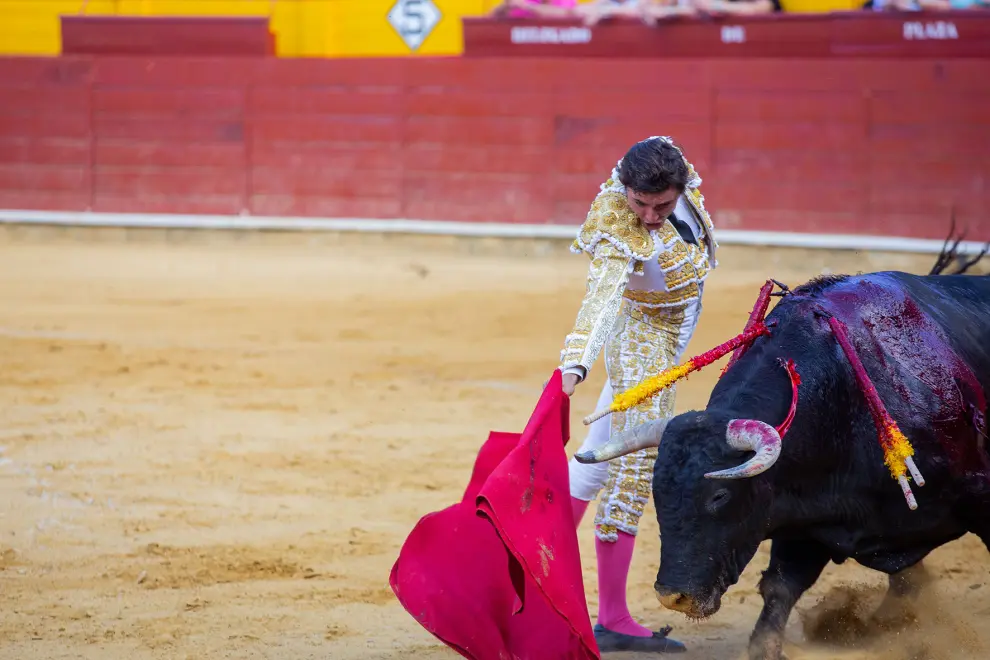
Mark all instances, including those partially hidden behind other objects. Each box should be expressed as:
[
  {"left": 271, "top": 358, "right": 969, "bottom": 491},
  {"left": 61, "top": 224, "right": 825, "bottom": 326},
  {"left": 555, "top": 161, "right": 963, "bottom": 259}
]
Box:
[{"left": 818, "top": 272, "right": 990, "bottom": 485}]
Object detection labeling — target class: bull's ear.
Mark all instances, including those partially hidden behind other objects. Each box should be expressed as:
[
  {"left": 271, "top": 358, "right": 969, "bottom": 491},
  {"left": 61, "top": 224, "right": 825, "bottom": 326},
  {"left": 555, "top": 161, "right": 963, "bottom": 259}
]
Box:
[
  {"left": 574, "top": 419, "right": 669, "bottom": 464},
  {"left": 703, "top": 419, "right": 782, "bottom": 480}
]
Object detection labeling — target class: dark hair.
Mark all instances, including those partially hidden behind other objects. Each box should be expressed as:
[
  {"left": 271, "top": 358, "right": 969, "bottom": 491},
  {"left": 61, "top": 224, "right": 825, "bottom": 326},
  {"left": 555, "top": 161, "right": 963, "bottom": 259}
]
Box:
[{"left": 617, "top": 138, "right": 690, "bottom": 195}]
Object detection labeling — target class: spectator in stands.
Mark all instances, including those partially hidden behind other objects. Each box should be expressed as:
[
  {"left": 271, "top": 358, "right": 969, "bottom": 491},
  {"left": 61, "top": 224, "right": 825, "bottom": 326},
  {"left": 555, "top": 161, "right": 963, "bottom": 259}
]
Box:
[
  {"left": 579, "top": 0, "right": 698, "bottom": 25},
  {"left": 580, "top": 0, "right": 645, "bottom": 24},
  {"left": 862, "top": 0, "right": 988, "bottom": 8},
  {"left": 640, "top": 0, "right": 701, "bottom": 22},
  {"left": 692, "top": 0, "right": 781, "bottom": 14},
  {"left": 490, "top": 0, "right": 579, "bottom": 17},
  {"left": 580, "top": 0, "right": 780, "bottom": 24}
]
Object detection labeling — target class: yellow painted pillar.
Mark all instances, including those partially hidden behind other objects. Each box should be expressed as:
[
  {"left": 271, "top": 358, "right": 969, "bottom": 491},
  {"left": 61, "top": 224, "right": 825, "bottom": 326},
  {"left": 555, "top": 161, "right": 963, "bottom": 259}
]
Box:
[{"left": 0, "top": 0, "right": 116, "bottom": 55}]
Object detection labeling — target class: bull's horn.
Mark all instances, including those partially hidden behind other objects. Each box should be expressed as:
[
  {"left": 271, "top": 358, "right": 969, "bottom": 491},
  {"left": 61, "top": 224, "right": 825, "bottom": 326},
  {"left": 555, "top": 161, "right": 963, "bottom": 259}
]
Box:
[
  {"left": 573, "top": 419, "right": 670, "bottom": 464},
  {"left": 704, "top": 419, "right": 782, "bottom": 480}
]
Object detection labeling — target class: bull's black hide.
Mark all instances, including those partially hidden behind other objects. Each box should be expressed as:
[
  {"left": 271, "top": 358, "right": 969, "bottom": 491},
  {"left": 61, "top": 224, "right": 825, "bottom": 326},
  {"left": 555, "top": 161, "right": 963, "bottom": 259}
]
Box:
[{"left": 651, "top": 243, "right": 990, "bottom": 660}]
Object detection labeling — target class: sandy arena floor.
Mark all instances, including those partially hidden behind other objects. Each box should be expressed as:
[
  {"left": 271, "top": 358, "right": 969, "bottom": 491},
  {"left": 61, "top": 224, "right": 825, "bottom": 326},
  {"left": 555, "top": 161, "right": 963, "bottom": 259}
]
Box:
[{"left": 0, "top": 226, "right": 986, "bottom": 660}]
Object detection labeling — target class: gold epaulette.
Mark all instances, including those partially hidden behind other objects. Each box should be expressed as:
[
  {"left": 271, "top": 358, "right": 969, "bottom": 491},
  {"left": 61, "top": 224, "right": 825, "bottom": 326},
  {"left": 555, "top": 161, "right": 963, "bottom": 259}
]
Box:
[{"left": 571, "top": 191, "right": 657, "bottom": 262}]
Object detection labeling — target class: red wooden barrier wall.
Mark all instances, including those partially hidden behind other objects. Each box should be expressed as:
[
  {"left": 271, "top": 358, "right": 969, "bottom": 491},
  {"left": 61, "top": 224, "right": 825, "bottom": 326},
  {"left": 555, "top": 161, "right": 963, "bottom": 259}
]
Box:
[
  {"left": 0, "top": 55, "right": 987, "bottom": 241},
  {"left": 60, "top": 16, "right": 275, "bottom": 57}
]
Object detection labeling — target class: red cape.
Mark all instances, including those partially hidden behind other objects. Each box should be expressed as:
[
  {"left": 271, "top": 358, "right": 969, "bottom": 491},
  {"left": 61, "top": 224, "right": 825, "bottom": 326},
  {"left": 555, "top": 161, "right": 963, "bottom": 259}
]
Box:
[{"left": 389, "top": 370, "right": 600, "bottom": 660}]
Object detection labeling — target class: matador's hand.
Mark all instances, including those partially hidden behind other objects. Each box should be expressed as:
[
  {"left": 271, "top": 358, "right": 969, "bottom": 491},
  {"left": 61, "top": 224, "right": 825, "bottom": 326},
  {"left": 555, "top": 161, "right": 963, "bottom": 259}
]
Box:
[
  {"left": 561, "top": 373, "right": 580, "bottom": 397},
  {"left": 543, "top": 372, "right": 581, "bottom": 396}
]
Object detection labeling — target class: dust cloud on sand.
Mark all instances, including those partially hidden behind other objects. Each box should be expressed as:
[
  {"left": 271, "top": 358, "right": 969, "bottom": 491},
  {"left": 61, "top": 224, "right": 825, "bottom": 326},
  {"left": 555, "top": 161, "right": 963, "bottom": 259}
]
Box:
[
  {"left": 0, "top": 226, "right": 986, "bottom": 659},
  {"left": 796, "top": 551, "right": 987, "bottom": 660}
]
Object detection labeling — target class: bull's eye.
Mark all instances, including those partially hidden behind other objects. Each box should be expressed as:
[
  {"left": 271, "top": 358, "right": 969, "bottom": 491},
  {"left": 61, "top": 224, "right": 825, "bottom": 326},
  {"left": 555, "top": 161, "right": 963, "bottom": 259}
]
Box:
[{"left": 707, "top": 489, "right": 730, "bottom": 512}]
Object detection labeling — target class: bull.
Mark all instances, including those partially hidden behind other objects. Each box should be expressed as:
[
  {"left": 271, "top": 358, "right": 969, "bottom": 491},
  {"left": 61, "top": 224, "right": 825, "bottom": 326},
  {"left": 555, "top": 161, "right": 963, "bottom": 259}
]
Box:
[{"left": 575, "top": 237, "right": 990, "bottom": 660}]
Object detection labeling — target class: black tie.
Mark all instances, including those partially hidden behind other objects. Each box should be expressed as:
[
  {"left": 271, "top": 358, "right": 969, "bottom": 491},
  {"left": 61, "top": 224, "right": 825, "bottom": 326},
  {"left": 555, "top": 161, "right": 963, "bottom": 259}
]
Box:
[{"left": 667, "top": 213, "right": 697, "bottom": 246}]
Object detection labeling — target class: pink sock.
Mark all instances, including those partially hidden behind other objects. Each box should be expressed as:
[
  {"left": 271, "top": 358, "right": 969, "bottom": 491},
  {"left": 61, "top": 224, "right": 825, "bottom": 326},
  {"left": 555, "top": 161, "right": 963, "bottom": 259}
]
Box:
[
  {"left": 595, "top": 530, "right": 653, "bottom": 637},
  {"left": 570, "top": 496, "right": 591, "bottom": 528}
]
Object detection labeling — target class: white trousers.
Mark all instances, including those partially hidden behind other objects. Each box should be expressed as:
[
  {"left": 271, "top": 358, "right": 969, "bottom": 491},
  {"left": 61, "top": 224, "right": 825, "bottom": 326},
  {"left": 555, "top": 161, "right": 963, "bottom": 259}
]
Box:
[{"left": 568, "top": 379, "right": 614, "bottom": 501}]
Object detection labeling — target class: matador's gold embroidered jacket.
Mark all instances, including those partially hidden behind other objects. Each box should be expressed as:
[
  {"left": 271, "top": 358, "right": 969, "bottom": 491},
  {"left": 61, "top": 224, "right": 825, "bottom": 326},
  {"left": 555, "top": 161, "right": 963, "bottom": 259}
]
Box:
[{"left": 559, "top": 164, "right": 718, "bottom": 379}]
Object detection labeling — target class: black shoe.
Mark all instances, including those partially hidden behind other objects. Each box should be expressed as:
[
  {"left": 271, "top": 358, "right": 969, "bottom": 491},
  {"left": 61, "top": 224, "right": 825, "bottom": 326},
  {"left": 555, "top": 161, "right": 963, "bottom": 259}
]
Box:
[{"left": 593, "top": 623, "right": 688, "bottom": 653}]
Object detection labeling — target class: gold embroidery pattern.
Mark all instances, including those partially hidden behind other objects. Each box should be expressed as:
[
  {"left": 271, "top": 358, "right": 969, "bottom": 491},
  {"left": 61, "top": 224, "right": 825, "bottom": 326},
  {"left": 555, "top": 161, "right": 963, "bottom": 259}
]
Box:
[
  {"left": 572, "top": 192, "right": 656, "bottom": 261},
  {"left": 623, "top": 282, "right": 704, "bottom": 309},
  {"left": 562, "top": 190, "right": 716, "bottom": 372},
  {"left": 594, "top": 307, "right": 685, "bottom": 542},
  {"left": 685, "top": 186, "right": 718, "bottom": 257},
  {"left": 662, "top": 246, "right": 712, "bottom": 294},
  {"left": 559, "top": 242, "right": 634, "bottom": 373},
  {"left": 657, "top": 217, "right": 711, "bottom": 282}
]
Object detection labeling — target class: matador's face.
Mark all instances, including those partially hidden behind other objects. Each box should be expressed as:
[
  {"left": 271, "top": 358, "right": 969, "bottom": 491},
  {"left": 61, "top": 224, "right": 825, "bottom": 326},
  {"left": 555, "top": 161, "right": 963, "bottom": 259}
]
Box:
[{"left": 626, "top": 187, "right": 679, "bottom": 231}]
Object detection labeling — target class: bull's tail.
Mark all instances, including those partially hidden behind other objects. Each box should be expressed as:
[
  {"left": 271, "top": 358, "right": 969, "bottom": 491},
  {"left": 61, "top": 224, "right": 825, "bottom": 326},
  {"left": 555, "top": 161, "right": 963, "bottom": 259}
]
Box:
[{"left": 929, "top": 211, "right": 989, "bottom": 276}]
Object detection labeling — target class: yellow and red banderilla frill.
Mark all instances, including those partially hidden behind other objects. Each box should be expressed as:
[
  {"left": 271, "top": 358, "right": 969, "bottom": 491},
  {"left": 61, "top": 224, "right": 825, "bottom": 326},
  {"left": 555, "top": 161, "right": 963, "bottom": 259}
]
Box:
[
  {"left": 827, "top": 316, "right": 925, "bottom": 509},
  {"left": 582, "top": 321, "right": 771, "bottom": 426}
]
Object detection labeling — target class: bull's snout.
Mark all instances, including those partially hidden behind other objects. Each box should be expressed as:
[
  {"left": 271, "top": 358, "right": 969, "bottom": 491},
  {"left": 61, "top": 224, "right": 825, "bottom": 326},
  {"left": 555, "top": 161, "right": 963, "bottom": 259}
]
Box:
[
  {"left": 657, "top": 591, "right": 699, "bottom": 614},
  {"left": 655, "top": 584, "right": 707, "bottom": 619}
]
